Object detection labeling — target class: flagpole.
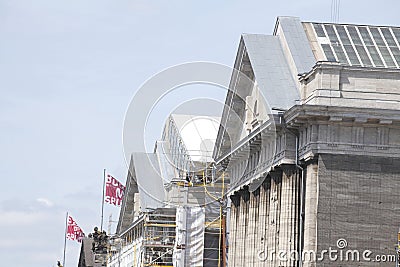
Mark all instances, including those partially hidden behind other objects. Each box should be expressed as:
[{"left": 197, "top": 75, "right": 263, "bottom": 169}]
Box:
[
  {"left": 101, "top": 169, "right": 106, "bottom": 231},
  {"left": 63, "top": 211, "right": 68, "bottom": 267}
]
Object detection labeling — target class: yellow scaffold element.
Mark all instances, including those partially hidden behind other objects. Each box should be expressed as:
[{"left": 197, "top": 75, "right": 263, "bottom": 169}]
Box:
[
  {"left": 217, "top": 171, "right": 224, "bottom": 267},
  {"left": 176, "top": 181, "right": 193, "bottom": 187},
  {"left": 145, "top": 236, "right": 162, "bottom": 241},
  {"left": 144, "top": 223, "right": 176, "bottom": 227},
  {"left": 203, "top": 170, "right": 225, "bottom": 267},
  {"left": 203, "top": 170, "right": 220, "bottom": 201},
  {"left": 205, "top": 220, "right": 222, "bottom": 228}
]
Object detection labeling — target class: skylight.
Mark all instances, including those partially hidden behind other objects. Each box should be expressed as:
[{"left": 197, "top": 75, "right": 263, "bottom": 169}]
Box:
[{"left": 312, "top": 23, "right": 400, "bottom": 68}]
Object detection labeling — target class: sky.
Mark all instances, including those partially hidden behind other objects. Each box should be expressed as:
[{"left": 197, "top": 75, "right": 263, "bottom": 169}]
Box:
[{"left": 1, "top": 0, "right": 400, "bottom": 266}]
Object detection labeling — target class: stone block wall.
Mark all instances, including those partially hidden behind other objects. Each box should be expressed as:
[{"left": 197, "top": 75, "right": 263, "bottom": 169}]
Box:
[{"left": 314, "top": 154, "right": 400, "bottom": 266}]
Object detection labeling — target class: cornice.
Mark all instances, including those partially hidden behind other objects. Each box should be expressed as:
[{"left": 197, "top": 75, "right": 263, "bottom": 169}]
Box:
[{"left": 284, "top": 105, "right": 400, "bottom": 127}]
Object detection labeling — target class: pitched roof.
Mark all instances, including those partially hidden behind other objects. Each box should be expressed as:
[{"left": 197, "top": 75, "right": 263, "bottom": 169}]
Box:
[
  {"left": 116, "top": 155, "right": 139, "bottom": 234},
  {"left": 117, "top": 152, "right": 167, "bottom": 233},
  {"left": 274, "top": 16, "right": 316, "bottom": 74},
  {"left": 242, "top": 34, "right": 300, "bottom": 110},
  {"left": 132, "top": 152, "right": 166, "bottom": 211},
  {"left": 213, "top": 33, "right": 302, "bottom": 159}
]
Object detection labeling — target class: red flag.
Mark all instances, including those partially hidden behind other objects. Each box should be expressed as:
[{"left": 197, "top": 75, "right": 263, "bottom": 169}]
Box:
[
  {"left": 66, "top": 215, "right": 85, "bottom": 243},
  {"left": 105, "top": 174, "right": 125, "bottom": 206}
]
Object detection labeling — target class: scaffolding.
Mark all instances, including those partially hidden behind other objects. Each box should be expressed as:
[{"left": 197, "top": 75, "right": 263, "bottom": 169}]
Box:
[
  {"left": 169, "top": 165, "right": 229, "bottom": 267},
  {"left": 203, "top": 170, "right": 228, "bottom": 267},
  {"left": 108, "top": 209, "right": 176, "bottom": 267},
  {"left": 143, "top": 209, "right": 176, "bottom": 267}
]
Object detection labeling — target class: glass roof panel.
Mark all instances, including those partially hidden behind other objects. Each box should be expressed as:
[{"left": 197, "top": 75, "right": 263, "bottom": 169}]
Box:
[
  {"left": 347, "top": 26, "right": 363, "bottom": 45},
  {"left": 313, "top": 23, "right": 326, "bottom": 37},
  {"left": 366, "top": 46, "right": 384, "bottom": 67},
  {"left": 343, "top": 45, "right": 361, "bottom": 65},
  {"left": 331, "top": 43, "right": 349, "bottom": 64},
  {"left": 354, "top": 45, "right": 373, "bottom": 66},
  {"left": 321, "top": 44, "right": 337, "bottom": 61},
  {"left": 336, "top": 26, "right": 351, "bottom": 45},
  {"left": 391, "top": 28, "right": 400, "bottom": 44},
  {"left": 378, "top": 46, "right": 396, "bottom": 67},
  {"left": 358, "top": 27, "right": 375, "bottom": 46},
  {"left": 324, "top": 24, "right": 339, "bottom": 43},
  {"left": 389, "top": 46, "right": 400, "bottom": 65},
  {"left": 312, "top": 23, "right": 400, "bottom": 69},
  {"left": 380, "top": 28, "right": 397, "bottom": 46},
  {"left": 370, "top": 27, "right": 386, "bottom": 46}
]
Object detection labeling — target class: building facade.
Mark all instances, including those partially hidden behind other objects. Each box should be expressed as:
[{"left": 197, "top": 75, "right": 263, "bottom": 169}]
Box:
[{"left": 213, "top": 16, "right": 400, "bottom": 266}]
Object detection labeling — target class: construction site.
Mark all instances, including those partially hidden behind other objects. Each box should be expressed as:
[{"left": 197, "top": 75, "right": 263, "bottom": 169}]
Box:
[{"left": 106, "top": 114, "right": 229, "bottom": 267}]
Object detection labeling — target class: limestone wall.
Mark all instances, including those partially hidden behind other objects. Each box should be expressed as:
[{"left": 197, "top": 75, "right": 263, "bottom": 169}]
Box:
[
  {"left": 315, "top": 154, "right": 400, "bottom": 266},
  {"left": 301, "top": 64, "right": 400, "bottom": 110}
]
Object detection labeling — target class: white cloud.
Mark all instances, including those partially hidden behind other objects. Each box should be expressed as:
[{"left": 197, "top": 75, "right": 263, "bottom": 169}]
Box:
[
  {"left": 36, "top": 197, "right": 54, "bottom": 207},
  {"left": 0, "top": 210, "right": 49, "bottom": 226},
  {"left": 28, "top": 251, "right": 59, "bottom": 263},
  {"left": 0, "top": 236, "right": 48, "bottom": 249}
]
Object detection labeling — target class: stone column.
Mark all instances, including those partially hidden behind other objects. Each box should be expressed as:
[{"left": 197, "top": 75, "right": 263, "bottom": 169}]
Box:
[
  {"left": 247, "top": 189, "right": 260, "bottom": 266},
  {"left": 266, "top": 171, "right": 282, "bottom": 267},
  {"left": 290, "top": 168, "right": 300, "bottom": 265},
  {"left": 237, "top": 192, "right": 245, "bottom": 266},
  {"left": 246, "top": 190, "right": 254, "bottom": 266},
  {"left": 228, "top": 194, "right": 239, "bottom": 267},
  {"left": 241, "top": 188, "right": 250, "bottom": 266},
  {"left": 255, "top": 177, "right": 270, "bottom": 267},
  {"left": 278, "top": 167, "right": 290, "bottom": 266},
  {"left": 237, "top": 189, "right": 249, "bottom": 266},
  {"left": 262, "top": 179, "right": 271, "bottom": 267},
  {"left": 237, "top": 192, "right": 243, "bottom": 266},
  {"left": 302, "top": 162, "right": 319, "bottom": 267},
  {"left": 231, "top": 192, "right": 242, "bottom": 266},
  {"left": 278, "top": 166, "right": 300, "bottom": 266}
]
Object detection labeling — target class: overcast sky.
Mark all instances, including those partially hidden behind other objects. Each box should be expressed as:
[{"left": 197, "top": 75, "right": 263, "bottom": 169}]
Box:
[{"left": 1, "top": 0, "right": 400, "bottom": 266}]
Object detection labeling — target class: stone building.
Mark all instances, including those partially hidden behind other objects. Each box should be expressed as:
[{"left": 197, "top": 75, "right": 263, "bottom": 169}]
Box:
[{"left": 213, "top": 16, "right": 400, "bottom": 266}]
